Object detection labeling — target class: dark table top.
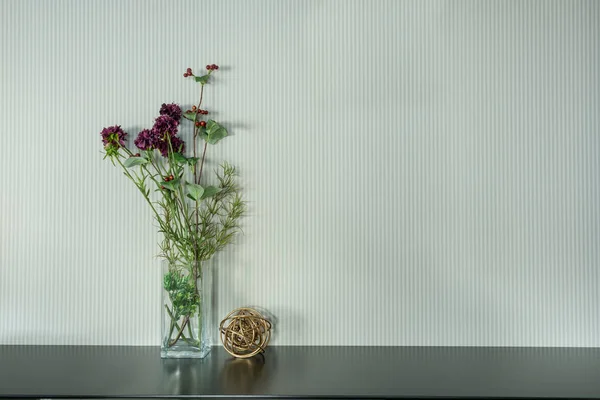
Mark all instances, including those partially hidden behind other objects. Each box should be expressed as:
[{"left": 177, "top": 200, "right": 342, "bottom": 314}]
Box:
[{"left": 1, "top": 345, "right": 599, "bottom": 399}]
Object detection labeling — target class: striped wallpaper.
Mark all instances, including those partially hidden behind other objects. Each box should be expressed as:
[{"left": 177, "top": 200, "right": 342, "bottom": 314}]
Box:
[{"left": 0, "top": 0, "right": 598, "bottom": 346}]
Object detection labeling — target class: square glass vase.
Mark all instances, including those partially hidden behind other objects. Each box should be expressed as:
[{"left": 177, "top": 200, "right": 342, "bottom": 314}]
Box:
[{"left": 161, "top": 258, "right": 213, "bottom": 358}]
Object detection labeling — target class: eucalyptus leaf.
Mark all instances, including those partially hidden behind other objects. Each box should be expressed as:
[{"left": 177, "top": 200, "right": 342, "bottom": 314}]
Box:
[
  {"left": 186, "top": 156, "right": 200, "bottom": 166},
  {"left": 205, "top": 120, "right": 219, "bottom": 135},
  {"left": 195, "top": 74, "right": 210, "bottom": 84},
  {"left": 162, "top": 179, "right": 179, "bottom": 192},
  {"left": 201, "top": 185, "right": 219, "bottom": 199},
  {"left": 123, "top": 157, "right": 148, "bottom": 168},
  {"left": 187, "top": 183, "right": 205, "bottom": 201},
  {"left": 172, "top": 152, "right": 187, "bottom": 165},
  {"left": 205, "top": 120, "right": 228, "bottom": 144},
  {"left": 182, "top": 111, "right": 196, "bottom": 121},
  {"left": 207, "top": 127, "right": 227, "bottom": 144}
]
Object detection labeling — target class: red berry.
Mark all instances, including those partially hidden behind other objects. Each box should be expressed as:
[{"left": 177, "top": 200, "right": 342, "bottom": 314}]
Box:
[
  {"left": 195, "top": 121, "right": 201, "bottom": 127},
  {"left": 213, "top": 64, "right": 219, "bottom": 70},
  {"left": 186, "top": 67, "right": 192, "bottom": 73},
  {"left": 206, "top": 64, "right": 212, "bottom": 70},
  {"left": 183, "top": 73, "right": 188, "bottom": 77},
  {"left": 191, "top": 105, "right": 197, "bottom": 111},
  {"left": 199, "top": 120, "right": 206, "bottom": 127}
]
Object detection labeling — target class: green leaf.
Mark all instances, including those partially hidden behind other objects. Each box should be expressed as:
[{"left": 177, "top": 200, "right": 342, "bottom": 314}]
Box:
[
  {"left": 200, "top": 131, "right": 210, "bottom": 143},
  {"left": 187, "top": 183, "right": 205, "bottom": 201},
  {"left": 201, "top": 185, "right": 219, "bottom": 199},
  {"left": 194, "top": 74, "right": 210, "bottom": 84},
  {"left": 205, "top": 120, "right": 228, "bottom": 144},
  {"left": 186, "top": 157, "right": 200, "bottom": 166},
  {"left": 162, "top": 179, "right": 180, "bottom": 192},
  {"left": 182, "top": 111, "right": 197, "bottom": 121},
  {"left": 172, "top": 152, "right": 187, "bottom": 165},
  {"left": 123, "top": 157, "right": 148, "bottom": 168}
]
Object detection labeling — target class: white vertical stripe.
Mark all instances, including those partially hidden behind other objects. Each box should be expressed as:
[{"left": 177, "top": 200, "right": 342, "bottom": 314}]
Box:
[{"left": 0, "top": 0, "right": 599, "bottom": 346}]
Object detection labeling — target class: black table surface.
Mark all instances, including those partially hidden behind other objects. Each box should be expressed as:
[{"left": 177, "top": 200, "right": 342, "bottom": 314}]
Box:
[{"left": 1, "top": 345, "right": 600, "bottom": 399}]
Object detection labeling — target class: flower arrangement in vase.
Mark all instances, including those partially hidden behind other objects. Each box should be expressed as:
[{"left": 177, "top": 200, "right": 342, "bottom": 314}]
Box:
[{"left": 100, "top": 65, "right": 244, "bottom": 358}]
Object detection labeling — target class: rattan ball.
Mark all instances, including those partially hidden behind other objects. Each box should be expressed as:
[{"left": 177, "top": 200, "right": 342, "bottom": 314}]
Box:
[{"left": 219, "top": 307, "right": 272, "bottom": 358}]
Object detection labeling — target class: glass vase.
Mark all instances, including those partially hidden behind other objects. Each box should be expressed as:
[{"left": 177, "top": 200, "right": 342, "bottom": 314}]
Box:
[{"left": 161, "top": 258, "right": 213, "bottom": 358}]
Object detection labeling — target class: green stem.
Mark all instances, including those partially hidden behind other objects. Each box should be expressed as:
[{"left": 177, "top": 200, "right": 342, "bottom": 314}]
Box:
[
  {"left": 193, "top": 83, "right": 207, "bottom": 261},
  {"left": 197, "top": 142, "right": 208, "bottom": 185},
  {"left": 195, "top": 262, "right": 203, "bottom": 343},
  {"left": 164, "top": 304, "right": 179, "bottom": 340},
  {"left": 168, "top": 316, "right": 190, "bottom": 347},
  {"left": 116, "top": 157, "right": 162, "bottom": 222},
  {"left": 186, "top": 322, "right": 196, "bottom": 346},
  {"left": 164, "top": 304, "right": 196, "bottom": 347},
  {"left": 193, "top": 83, "right": 205, "bottom": 185}
]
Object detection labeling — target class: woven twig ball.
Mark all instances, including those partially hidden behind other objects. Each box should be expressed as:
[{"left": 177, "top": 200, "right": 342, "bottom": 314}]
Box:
[{"left": 219, "top": 307, "right": 272, "bottom": 358}]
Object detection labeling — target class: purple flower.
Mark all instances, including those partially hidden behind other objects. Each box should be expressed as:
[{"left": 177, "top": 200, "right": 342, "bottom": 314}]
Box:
[
  {"left": 134, "top": 129, "right": 155, "bottom": 151},
  {"left": 159, "top": 103, "right": 182, "bottom": 122},
  {"left": 155, "top": 136, "right": 185, "bottom": 157},
  {"left": 155, "top": 140, "right": 168, "bottom": 157},
  {"left": 152, "top": 115, "right": 179, "bottom": 138},
  {"left": 130, "top": 110, "right": 187, "bottom": 157},
  {"left": 100, "top": 125, "right": 127, "bottom": 147},
  {"left": 170, "top": 136, "right": 185, "bottom": 154}
]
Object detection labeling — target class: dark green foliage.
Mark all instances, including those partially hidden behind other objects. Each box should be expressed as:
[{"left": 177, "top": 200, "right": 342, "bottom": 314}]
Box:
[{"left": 163, "top": 270, "right": 199, "bottom": 319}]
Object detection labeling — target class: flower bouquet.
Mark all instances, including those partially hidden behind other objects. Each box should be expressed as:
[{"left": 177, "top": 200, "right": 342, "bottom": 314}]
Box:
[{"left": 100, "top": 65, "right": 244, "bottom": 358}]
